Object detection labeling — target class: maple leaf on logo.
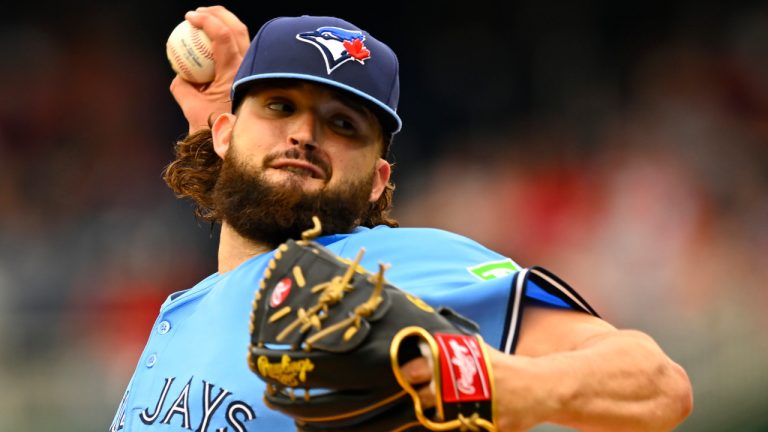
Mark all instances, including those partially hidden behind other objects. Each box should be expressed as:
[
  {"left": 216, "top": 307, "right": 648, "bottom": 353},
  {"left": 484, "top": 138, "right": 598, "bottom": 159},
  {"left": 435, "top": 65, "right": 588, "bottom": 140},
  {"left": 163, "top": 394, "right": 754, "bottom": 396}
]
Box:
[{"left": 343, "top": 38, "right": 371, "bottom": 61}]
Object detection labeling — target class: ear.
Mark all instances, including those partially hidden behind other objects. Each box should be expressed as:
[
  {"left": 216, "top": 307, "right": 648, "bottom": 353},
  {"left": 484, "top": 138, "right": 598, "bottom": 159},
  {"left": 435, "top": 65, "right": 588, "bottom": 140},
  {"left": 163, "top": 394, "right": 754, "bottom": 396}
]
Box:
[
  {"left": 369, "top": 158, "right": 392, "bottom": 202},
  {"left": 211, "top": 113, "right": 236, "bottom": 159}
]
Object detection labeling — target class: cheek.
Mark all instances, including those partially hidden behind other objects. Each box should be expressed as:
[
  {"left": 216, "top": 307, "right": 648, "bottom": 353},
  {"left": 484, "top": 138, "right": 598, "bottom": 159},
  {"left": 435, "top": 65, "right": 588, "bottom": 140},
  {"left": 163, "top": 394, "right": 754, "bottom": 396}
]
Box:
[
  {"left": 331, "top": 154, "right": 377, "bottom": 185},
  {"left": 232, "top": 132, "right": 276, "bottom": 167}
]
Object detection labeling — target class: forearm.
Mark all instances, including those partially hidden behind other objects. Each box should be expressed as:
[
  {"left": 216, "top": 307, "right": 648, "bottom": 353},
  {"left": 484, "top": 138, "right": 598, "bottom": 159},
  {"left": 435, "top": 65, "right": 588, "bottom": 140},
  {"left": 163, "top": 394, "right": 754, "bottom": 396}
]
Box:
[{"left": 492, "top": 329, "right": 692, "bottom": 431}]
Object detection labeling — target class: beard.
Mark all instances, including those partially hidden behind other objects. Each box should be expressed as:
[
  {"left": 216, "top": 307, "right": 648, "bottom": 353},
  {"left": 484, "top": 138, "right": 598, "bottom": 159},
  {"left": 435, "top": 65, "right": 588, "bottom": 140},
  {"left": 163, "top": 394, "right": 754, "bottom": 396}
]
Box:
[{"left": 211, "top": 145, "right": 375, "bottom": 248}]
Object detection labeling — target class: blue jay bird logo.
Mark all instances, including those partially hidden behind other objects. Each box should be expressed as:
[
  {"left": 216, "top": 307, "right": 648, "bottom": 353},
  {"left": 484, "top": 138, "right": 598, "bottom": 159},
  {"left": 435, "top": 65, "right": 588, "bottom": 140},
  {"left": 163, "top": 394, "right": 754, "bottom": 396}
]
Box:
[{"left": 296, "top": 27, "right": 371, "bottom": 74}]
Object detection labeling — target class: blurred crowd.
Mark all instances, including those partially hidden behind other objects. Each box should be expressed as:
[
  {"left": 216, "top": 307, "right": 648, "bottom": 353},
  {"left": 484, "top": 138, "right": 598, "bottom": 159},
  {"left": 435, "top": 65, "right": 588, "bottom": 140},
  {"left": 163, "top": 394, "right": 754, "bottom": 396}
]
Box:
[{"left": 1, "top": 2, "right": 767, "bottom": 431}]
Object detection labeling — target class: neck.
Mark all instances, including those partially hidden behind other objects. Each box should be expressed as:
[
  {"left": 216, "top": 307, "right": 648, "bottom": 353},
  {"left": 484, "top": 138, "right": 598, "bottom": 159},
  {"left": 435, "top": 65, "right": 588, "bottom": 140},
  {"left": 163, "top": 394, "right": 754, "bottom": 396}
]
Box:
[{"left": 217, "top": 222, "right": 272, "bottom": 273}]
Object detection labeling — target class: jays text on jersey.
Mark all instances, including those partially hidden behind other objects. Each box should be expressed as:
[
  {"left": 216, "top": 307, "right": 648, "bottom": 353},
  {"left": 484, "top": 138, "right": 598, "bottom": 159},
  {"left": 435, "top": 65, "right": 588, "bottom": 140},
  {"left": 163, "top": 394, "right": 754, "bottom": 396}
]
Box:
[{"left": 109, "top": 226, "right": 582, "bottom": 431}]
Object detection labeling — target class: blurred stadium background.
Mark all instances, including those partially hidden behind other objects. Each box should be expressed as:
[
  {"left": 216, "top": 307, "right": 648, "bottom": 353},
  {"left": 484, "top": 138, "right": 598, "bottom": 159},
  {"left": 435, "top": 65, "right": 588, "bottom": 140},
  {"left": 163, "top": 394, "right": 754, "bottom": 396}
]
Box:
[{"left": 2, "top": 1, "right": 767, "bottom": 430}]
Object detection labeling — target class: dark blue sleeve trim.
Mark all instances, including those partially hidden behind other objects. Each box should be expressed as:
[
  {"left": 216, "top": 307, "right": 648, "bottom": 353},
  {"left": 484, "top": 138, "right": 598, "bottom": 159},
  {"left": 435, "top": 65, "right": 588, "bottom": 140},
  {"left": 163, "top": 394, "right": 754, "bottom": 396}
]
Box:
[{"left": 500, "top": 267, "right": 600, "bottom": 354}]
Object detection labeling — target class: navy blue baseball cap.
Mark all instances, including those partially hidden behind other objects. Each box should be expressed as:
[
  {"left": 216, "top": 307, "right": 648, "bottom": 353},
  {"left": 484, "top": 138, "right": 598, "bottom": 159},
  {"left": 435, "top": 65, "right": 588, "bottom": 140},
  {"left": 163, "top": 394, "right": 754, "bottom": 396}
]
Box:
[{"left": 231, "top": 16, "right": 402, "bottom": 134}]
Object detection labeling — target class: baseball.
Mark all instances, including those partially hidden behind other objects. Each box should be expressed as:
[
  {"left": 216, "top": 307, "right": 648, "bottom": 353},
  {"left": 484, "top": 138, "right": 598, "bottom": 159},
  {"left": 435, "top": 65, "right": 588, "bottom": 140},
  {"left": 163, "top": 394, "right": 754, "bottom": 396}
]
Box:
[{"left": 166, "top": 20, "right": 215, "bottom": 84}]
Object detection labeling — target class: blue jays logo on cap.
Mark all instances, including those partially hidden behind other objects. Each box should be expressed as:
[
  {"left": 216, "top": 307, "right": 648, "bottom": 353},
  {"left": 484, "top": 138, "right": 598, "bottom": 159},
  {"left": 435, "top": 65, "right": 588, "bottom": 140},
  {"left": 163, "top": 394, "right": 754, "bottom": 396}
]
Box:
[
  {"left": 232, "top": 16, "right": 402, "bottom": 133},
  {"left": 296, "top": 27, "right": 371, "bottom": 74}
]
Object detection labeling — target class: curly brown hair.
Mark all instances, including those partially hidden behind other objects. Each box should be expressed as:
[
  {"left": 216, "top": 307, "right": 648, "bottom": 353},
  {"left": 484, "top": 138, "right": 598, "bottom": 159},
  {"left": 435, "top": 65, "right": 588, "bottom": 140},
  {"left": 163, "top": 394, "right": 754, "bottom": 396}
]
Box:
[{"left": 162, "top": 128, "right": 399, "bottom": 228}]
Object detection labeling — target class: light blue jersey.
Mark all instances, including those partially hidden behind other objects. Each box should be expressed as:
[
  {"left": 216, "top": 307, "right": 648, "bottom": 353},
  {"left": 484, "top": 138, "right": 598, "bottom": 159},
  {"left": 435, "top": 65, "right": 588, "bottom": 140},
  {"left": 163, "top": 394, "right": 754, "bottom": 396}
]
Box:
[{"left": 109, "top": 226, "right": 589, "bottom": 431}]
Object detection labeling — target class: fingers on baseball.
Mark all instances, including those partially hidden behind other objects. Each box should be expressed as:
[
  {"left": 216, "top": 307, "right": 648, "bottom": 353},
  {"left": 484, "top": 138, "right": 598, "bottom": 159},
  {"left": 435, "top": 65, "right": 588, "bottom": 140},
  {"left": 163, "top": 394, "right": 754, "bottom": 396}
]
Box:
[
  {"left": 195, "top": 5, "right": 250, "bottom": 53},
  {"left": 400, "top": 357, "right": 436, "bottom": 409},
  {"left": 185, "top": 10, "right": 244, "bottom": 74}
]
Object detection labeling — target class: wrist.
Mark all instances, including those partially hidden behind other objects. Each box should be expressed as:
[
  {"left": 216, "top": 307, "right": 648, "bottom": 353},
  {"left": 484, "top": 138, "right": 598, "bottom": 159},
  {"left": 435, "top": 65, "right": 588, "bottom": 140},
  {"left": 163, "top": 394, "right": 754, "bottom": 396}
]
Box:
[
  {"left": 185, "top": 100, "right": 230, "bottom": 134},
  {"left": 489, "top": 348, "right": 568, "bottom": 431}
]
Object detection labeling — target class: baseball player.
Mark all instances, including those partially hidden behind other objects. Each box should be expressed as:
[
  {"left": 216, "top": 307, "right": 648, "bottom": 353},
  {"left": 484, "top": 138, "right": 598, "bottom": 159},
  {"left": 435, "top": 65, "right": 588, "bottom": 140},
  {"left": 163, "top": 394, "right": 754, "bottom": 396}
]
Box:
[{"left": 110, "top": 7, "right": 692, "bottom": 431}]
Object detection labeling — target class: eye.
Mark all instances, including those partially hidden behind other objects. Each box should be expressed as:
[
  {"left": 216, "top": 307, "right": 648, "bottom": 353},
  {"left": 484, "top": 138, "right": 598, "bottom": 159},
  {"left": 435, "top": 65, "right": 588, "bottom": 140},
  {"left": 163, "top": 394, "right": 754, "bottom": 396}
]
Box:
[
  {"left": 266, "top": 100, "right": 295, "bottom": 114},
  {"left": 330, "top": 116, "right": 357, "bottom": 135}
]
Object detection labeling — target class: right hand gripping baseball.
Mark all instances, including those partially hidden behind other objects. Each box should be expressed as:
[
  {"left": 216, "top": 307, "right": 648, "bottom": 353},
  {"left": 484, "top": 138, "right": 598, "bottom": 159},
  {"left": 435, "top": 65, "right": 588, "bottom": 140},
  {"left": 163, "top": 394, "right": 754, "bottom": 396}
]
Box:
[
  {"left": 247, "top": 218, "right": 497, "bottom": 431},
  {"left": 169, "top": 6, "right": 250, "bottom": 133}
]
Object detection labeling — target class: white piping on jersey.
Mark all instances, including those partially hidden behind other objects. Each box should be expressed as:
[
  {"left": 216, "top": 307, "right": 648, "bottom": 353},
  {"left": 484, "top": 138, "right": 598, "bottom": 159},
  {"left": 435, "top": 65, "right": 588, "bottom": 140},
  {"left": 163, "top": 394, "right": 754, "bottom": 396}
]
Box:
[
  {"left": 530, "top": 268, "right": 593, "bottom": 314},
  {"left": 503, "top": 268, "right": 528, "bottom": 354}
]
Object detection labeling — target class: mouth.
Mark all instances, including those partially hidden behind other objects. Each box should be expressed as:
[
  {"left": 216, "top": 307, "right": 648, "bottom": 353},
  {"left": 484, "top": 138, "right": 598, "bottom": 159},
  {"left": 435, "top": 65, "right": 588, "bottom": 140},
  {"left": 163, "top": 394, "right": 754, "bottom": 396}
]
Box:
[{"left": 269, "top": 159, "right": 327, "bottom": 180}]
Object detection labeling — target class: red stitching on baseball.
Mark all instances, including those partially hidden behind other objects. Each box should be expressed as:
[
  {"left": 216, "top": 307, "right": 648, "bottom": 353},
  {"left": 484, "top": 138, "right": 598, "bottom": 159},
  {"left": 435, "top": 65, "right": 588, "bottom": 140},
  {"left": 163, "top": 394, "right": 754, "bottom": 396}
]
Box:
[
  {"left": 169, "top": 45, "right": 195, "bottom": 81},
  {"left": 190, "top": 28, "right": 214, "bottom": 60}
]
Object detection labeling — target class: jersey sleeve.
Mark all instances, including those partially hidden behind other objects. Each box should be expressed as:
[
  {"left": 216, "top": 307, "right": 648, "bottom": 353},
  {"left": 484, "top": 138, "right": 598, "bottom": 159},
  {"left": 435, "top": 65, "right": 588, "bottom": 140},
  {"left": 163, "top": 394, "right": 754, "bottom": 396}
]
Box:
[
  {"left": 331, "top": 227, "right": 598, "bottom": 354},
  {"left": 414, "top": 267, "right": 599, "bottom": 354}
]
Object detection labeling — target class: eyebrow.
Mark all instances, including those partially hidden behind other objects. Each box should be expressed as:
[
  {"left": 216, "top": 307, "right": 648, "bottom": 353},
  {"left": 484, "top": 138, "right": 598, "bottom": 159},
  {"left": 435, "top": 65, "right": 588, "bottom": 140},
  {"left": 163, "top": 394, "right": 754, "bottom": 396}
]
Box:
[
  {"left": 251, "top": 80, "right": 372, "bottom": 118},
  {"left": 327, "top": 89, "right": 371, "bottom": 119}
]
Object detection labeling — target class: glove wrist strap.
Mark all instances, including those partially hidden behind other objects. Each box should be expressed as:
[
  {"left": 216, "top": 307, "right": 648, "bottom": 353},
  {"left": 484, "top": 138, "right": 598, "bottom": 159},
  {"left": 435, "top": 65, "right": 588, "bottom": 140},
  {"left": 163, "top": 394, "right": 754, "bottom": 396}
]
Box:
[{"left": 391, "top": 328, "right": 497, "bottom": 431}]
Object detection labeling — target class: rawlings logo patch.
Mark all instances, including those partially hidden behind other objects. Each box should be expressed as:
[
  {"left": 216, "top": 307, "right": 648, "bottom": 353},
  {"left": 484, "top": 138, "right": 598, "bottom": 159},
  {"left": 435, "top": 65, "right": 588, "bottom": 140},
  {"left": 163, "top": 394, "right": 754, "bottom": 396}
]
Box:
[
  {"left": 297, "top": 26, "right": 371, "bottom": 74},
  {"left": 435, "top": 333, "right": 491, "bottom": 402},
  {"left": 257, "top": 355, "right": 315, "bottom": 387},
  {"left": 270, "top": 278, "right": 292, "bottom": 308}
]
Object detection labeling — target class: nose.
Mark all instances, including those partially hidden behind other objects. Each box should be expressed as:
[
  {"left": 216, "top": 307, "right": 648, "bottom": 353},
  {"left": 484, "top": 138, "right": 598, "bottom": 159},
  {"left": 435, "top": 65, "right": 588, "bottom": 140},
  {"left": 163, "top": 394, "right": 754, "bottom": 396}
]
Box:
[{"left": 288, "top": 111, "right": 319, "bottom": 150}]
